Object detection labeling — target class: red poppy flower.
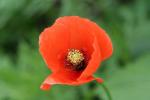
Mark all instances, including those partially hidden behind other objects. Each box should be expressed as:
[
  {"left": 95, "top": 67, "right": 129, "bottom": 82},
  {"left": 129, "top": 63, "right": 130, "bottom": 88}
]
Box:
[{"left": 39, "top": 16, "right": 113, "bottom": 90}]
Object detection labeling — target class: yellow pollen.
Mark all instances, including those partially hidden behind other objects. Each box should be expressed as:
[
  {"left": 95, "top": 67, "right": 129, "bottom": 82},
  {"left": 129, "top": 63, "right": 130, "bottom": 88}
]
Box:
[{"left": 67, "top": 49, "right": 84, "bottom": 66}]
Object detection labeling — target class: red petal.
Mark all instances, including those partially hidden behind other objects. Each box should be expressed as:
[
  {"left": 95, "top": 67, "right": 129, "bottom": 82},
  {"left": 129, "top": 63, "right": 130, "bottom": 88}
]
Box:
[
  {"left": 39, "top": 16, "right": 98, "bottom": 72},
  {"left": 57, "top": 16, "right": 113, "bottom": 61},
  {"left": 39, "top": 16, "right": 112, "bottom": 88},
  {"left": 40, "top": 73, "right": 103, "bottom": 90},
  {"left": 39, "top": 17, "right": 94, "bottom": 72},
  {"left": 82, "top": 18, "right": 113, "bottom": 61},
  {"left": 39, "top": 23, "right": 70, "bottom": 72},
  {"left": 78, "top": 38, "right": 101, "bottom": 80},
  {"left": 56, "top": 16, "right": 95, "bottom": 55},
  {"left": 91, "top": 23, "right": 113, "bottom": 61}
]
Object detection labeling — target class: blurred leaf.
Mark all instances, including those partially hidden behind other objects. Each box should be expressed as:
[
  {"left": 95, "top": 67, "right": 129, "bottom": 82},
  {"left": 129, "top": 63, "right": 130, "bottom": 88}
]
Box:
[
  {"left": 0, "top": 0, "right": 26, "bottom": 29},
  {"left": 106, "top": 52, "right": 150, "bottom": 100},
  {"left": 23, "top": 0, "right": 53, "bottom": 18},
  {"left": 59, "top": 0, "right": 90, "bottom": 17},
  {"left": 119, "top": 0, "right": 150, "bottom": 57}
]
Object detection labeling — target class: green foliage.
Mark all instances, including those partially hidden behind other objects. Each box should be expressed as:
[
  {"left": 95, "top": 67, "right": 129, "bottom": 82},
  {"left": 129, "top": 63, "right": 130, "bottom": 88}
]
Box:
[
  {"left": 106, "top": 53, "right": 150, "bottom": 100},
  {"left": 0, "top": 0, "right": 150, "bottom": 100}
]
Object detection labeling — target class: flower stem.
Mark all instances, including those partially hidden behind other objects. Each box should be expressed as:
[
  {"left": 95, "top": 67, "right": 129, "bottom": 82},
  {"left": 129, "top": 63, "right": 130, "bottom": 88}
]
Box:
[{"left": 101, "top": 83, "right": 112, "bottom": 100}]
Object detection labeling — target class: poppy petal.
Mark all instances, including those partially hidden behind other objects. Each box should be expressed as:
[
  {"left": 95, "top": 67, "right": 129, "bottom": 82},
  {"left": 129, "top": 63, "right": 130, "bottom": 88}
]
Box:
[
  {"left": 56, "top": 16, "right": 95, "bottom": 54},
  {"left": 39, "top": 16, "right": 113, "bottom": 90},
  {"left": 39, "top": 24, "right": 70, "bottom": 72},
  {"left": 78, "top": 38, "right": 101, "bottom": 80},
  {"left": 82, "top": 18, "right": 113, "bottom": 61},
  {"left": 41, "top": 73, "right": 103, "bottom": 90},
  {"left": 55, "top": 16, "right": 102, "bottom": 79},
  {"left": 91, "top": 23, "right": 113, "bottom": 61},
  {"left": 57, "top": 16, "right": 113, "bottom": 60},
  {"left": 39, "top": 16, "right": 96, "bottom": 72}
]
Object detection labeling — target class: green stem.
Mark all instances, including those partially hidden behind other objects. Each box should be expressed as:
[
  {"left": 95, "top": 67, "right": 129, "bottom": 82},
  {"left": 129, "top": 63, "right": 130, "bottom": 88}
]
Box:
[{"left": 101, "top": 83, "right": 112, "bottom": 100}]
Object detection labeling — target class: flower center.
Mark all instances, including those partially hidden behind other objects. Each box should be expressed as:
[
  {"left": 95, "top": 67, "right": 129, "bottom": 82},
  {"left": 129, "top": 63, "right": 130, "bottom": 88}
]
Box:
[{"left": 67, "top": 49, "right": 84, "bottom": 66}]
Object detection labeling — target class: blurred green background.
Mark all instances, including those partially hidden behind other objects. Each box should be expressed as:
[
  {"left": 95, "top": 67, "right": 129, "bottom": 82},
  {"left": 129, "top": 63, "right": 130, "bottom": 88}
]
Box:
[{"left": 0, "top": 0, "right": 150, "bottom": 100}]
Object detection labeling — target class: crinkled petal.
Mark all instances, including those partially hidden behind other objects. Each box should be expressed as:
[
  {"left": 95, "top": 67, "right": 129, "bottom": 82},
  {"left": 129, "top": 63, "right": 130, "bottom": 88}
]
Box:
[
  {"left": 41, "top": 73, "right": 103, "bottom": 90},
  {"left": 57, "top": 16, "right": 113, "bottom": 61},
  {"left": 39, "top": 23, "right": 70, "bottom": 72},
  {"left": 91, "top": 23, "right": 113, "bottom": 61},
  {"left": 39, "top": 16, "right": 96, "bottom": 72},
  {"left": 78, "top": 38, "right": 101, "bottom": 80},
  {"left": 56, "top": 16, "right": 95, "bottom": 54},
  {"left": 39, "top": 16, "right": 112, "bottom": 90},
  {"left": 82, "top": 18, "right": 113, "bottom": 61}
]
